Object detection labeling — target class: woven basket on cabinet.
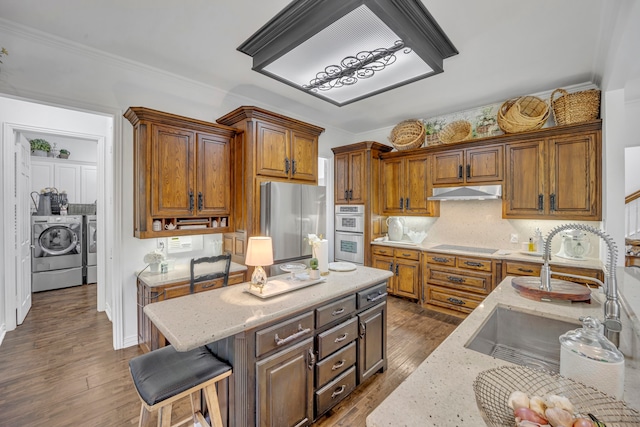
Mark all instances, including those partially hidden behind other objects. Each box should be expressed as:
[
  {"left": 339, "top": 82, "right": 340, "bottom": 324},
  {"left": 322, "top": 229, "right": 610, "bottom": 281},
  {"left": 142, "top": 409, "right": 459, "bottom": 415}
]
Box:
[
  {"left": 497, "top": 96, "right": 550, "bottom": 133},
  {"left": 550, "top": 88, "right": 600, "bottom": 125},
  {"left": 438, "top": 120, "right": 472, "bottom": 144},
  {"left": 389, "top": 120, "right": 426, "bottom": 151}
]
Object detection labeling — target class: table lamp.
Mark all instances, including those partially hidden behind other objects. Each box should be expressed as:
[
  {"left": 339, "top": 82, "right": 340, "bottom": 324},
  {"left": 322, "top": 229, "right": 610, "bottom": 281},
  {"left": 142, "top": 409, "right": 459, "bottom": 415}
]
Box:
[{"left": 245, "top": 236, "right": 274, "bottom": 293}]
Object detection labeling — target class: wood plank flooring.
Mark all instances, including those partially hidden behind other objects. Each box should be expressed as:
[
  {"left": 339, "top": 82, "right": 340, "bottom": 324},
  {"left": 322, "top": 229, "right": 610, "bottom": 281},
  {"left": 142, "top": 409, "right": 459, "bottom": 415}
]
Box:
[{"left": 0, "top": 284, "right": 461, "bottom": 427}]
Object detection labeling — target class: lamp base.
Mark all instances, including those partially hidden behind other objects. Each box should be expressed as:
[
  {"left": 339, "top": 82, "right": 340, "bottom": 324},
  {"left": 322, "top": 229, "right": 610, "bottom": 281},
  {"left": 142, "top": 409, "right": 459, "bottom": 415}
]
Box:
[{"left": 248, "top": 266, "right": 268, "bottom": 294}]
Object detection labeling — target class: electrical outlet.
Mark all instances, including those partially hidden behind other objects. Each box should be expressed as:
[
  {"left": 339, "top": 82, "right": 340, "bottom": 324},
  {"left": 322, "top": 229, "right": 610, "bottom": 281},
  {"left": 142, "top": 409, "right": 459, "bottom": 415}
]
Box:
[
  {"left": 157, "top": 239, "right": 165, "bottom": 251},
  {"left": 510, "top": 233, "right": 519, "bottom": 243}
]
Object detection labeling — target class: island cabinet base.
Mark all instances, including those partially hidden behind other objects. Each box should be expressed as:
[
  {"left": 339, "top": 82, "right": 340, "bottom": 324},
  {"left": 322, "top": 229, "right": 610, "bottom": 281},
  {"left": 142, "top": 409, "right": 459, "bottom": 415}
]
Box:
[{"left": 206, "top": 282, "right": 388, "bottom": 427}]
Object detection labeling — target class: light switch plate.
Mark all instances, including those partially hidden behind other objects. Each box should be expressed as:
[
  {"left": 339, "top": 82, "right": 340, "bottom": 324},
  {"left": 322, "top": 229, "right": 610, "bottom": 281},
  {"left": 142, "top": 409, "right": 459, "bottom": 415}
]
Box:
[{"left": 510, "top": 233, "right": 519, "bottom": 243}]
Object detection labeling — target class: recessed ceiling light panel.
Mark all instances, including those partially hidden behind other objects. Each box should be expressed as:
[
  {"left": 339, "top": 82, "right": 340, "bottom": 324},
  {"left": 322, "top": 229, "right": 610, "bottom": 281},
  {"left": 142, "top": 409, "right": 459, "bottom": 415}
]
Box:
[{"left": 239, "top": 0, "right": 457, "bottom": 106}]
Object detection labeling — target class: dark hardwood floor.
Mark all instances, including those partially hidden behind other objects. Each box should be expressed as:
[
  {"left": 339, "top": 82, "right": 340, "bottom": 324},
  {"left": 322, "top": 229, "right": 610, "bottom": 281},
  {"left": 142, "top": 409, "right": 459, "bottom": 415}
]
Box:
[{"left": 0, "top": 284, "right": 461, "bottom": 427}]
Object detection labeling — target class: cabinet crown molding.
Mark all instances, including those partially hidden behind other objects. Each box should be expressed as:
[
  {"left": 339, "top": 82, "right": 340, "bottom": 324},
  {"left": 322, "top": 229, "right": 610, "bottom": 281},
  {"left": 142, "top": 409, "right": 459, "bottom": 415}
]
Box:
[
  {"left": 216, "top": 106, "right": 325, "bottom": 135},
  {"left": 124, "top": 107, "right": 239, "bottom": 137}
]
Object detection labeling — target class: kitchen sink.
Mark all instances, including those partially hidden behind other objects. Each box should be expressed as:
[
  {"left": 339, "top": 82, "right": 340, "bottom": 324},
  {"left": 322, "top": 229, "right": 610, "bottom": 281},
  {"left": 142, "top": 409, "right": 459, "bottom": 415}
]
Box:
[{"left": 465, "top": 306, "right": 580, "bottom": 372}]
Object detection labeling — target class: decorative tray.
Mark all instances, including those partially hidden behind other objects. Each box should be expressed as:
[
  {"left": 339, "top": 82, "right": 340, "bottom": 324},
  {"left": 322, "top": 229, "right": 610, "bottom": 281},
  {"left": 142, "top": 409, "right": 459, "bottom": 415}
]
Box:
[
  {"left": 244, "top": 277, "right": 326, "bottom": 299},
  {"left": 473, "top": 366, "right": 640, "bottom": 427}
]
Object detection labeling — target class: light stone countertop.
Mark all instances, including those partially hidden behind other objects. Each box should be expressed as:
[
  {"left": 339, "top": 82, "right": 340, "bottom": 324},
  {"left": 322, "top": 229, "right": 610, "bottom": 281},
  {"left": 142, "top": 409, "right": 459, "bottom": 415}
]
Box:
[
  {"left": 144, "top": 266, "right": 393, "bottom": 352},
  {"left": 366, "top": 269, "right": 640, "bottom": 427},
  {"left": 371, "top": 240, "right": 604, "bottom": 270},
  {"left": 137, "top": 261, "right": 247, "bottom": 287}
]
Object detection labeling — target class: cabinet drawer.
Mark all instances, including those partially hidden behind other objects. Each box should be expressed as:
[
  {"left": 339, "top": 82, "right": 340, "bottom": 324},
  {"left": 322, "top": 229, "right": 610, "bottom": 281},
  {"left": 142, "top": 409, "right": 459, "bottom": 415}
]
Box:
[
  {"left": 428, "top": 268, "right": 492, "bottom": 294},
  {"left": 316, "top": 341, "right": 356, "bottom": 388},
  {"left": 371, "top": 245, "right": 394, "bottom": 257},
  {"left": 457, "top": 256, "right": 492, "bottom": 272},
  {"left": 315, "top": 366, "right": 356, "bottom": 417},
  {"left": 505, "top": 261, "right": 541, "bottom": 276},
  {"left": 317, "top": 317, "right": 358, "bottom": 359},
  {"left": 393, "top": 248, "right": 420, "bottom": 261},
  {"left": 316, "top": 295, "right": 356, "bottom": 328},
  {"left": 425, "top": 253, "right": 456, "bottom": 267},
  {"left": 256, "top": 312, "right": 314, "bottom": 357},
  {"left": 425, "top": 285, "right": 484, "bottom": 315},
  {"left": 357, "top": 282, "right": 388, "bottom": 309}
]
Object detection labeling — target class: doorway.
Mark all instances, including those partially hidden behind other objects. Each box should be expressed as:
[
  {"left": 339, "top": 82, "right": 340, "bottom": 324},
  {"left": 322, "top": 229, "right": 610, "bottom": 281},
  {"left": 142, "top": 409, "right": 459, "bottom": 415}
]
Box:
[{"left": 0, "top": 95, "right": 120, "bottom": 347}]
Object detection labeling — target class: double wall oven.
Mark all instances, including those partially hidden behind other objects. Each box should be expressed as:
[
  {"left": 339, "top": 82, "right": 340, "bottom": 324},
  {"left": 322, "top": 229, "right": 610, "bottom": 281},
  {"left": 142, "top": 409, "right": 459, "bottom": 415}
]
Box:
[{"left": 334, "top": 205, "right": 364, "bottom": 265}]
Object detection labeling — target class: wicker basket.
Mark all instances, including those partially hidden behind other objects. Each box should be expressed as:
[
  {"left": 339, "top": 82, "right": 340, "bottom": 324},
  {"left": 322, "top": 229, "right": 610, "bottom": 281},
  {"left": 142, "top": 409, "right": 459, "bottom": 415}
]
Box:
[
  {"left": 389, "top": 120, "right": 425, "bottom": 151},
  {"left": 497, "top": 96, "right": 550, "bottom": 133},
  {"left": 425, "top": 133, "right": 441, "bottom": 146},
  {"left": 438, "top": 120, "right": 472, "bottom": 144},
  {"left": 551, "top": 88, "right": 600, "bottom": 125}
]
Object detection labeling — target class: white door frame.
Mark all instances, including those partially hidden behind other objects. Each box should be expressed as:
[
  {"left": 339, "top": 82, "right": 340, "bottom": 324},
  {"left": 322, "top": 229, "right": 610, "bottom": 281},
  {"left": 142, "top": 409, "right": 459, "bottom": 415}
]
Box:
[{"left": 1, "top": 102, "right": 124, "bottom": 348}]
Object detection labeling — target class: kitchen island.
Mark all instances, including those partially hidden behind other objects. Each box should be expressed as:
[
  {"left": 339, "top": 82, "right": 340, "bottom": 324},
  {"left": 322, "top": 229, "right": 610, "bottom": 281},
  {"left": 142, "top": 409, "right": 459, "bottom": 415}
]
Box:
[
  {"left": 366, "top": 267, "right": 640, "bottom": 426},
  {"left": 144, "top": 266, "right": 393, "bottom": 427}
]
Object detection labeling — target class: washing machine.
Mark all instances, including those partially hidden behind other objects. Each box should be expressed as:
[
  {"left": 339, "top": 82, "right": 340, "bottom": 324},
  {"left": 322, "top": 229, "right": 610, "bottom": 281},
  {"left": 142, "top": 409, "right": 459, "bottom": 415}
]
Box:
[
  {"left": 31, "top": 215, "right": 83, "bottom": 292},
  {"left": 83, "top": 214, "right": 97, "bottom": 284}
]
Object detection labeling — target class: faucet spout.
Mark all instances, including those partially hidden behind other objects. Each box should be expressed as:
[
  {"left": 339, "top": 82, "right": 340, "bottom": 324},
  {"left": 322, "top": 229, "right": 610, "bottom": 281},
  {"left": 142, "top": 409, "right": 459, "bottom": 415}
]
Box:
[{"left": 540, "top": 224, "right": 621, "bottom": 347}]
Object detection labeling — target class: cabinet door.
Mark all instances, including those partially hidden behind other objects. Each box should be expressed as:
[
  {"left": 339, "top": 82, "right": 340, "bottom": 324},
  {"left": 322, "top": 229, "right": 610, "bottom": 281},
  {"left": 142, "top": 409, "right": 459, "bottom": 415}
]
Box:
[
  {"left": 432, "top": 150, "right": 464, "bottom": 185},
  {"left": 358, "top": 302, "right": 387, "bottom": 383},
  {"left": 31, "top": 161, "right": 54, "bottom": 197},
  {"left": 381, "top": 158, "right": 404, "bottom": 214},
  {"left": 348, "top": 151, "right": 366, "bottom": 204},
  {"left": 256, "top": 338, "right": 314, "bottom": 427},
  {"left": 80, "top": 165, "right": 97, "bottom": 204},
  {"left": 466, "top": 145, "right": 503, "bottom": 183},
  {"left": 371, "top": 255, "right": 394, "bottom": 293},
  {"left": 334, "top": 153, "right": 349, "bottom": 204},
  {"left": 503, "top": 140, "right": 545, "bottom": 218},
  {"left": 404, "top": 156, "right": 432, "bottom": 214},
  {"left": 548, "top": 132, "right": 600, "bottom": 219},
  {"left": 54, "top": 163, "right": 81, "bottom": 203},
  {"left": 394, "top": 259, "right": 420, "bottom": 300},
  {"left": 197, "top": 132, "right": 231, "bottom": 215},
  {"left": 290, "top": 130, "right": 317, "bottom": 182},
  {"left": 151, "top": 124, "right": 196, "bottom": 216},
  {"left": 256, "top": 121, "right": 289, "bottom": 179}
]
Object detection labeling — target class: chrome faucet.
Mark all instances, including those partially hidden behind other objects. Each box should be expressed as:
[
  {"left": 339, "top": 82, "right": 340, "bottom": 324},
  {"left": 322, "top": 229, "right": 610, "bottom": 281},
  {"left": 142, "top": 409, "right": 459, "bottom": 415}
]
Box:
[{"left": 540, "top": 223, "right": 622, "bottom": 347}]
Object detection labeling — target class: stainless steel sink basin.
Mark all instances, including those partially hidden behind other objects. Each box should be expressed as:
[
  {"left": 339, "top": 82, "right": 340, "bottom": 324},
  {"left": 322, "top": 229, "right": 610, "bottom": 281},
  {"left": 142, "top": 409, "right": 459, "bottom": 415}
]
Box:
[{"left": 465, "top": 306, "right": 580, "bottom": 372}]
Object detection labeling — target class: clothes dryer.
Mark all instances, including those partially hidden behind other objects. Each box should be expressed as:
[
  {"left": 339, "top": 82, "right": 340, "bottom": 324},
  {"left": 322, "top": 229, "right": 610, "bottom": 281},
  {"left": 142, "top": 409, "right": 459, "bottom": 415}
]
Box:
[
  {"left": 83, "top": 215, "right": 97, "bottom": 284},
  {"left": 31, "top": 215, "right": 83, "bottom": 292}
]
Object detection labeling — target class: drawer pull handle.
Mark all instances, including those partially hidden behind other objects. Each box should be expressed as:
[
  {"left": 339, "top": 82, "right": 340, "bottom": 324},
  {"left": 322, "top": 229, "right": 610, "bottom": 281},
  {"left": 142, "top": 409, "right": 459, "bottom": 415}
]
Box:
[
  {"left": 331, "top": 385, "right": 346, "bottom": 399},
  {"left": 274, "top": 324, "right": 311, "bottom": 346},
  {"left": 334, "top": 333, "right": 349, "bottom": 343},
  {"left": 367, "top": 291, "right": 388, "bottom": 303},
  {"left": 359, "top": 321, "right": 366, "bottom": 339},
  {"left": 447, "top": 276, "right": 465, "bottom": 284},
  {"left": 332, "top": 308, "right": 345, "bottom": 316},
  {"left": 401, "top": 253, "right": 412, "bottom": 257},
  {"left": 464, "top": 261, "right": 484, "bottom": 267},
  {"left": 518, "top": 268, "right": 534, "bottom": 273},
  {"left": 432, "top": 257, "right": 450, "bottom": 263},
  {"left": 332, "top": 359, "right": 346, "bottom": 371},
  {"left": 447, "top": 297, "right": 465, "bottom": 305},
  {"left": 308, "top": 348, "right": 315, "bottom": 370}
]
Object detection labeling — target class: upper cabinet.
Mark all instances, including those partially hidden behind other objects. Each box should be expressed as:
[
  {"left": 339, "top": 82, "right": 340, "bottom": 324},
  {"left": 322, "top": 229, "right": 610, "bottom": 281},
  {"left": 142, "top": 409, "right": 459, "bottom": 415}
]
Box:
[
  {"left": 432, "top": 145, "right": 503, "bottom": 186},
  {"left": 504, "top": 125, "right": 601, "bottom": 220},
  {"left": 31, "top": 158, "right": 97, "bottom": 204},
  {"left": 334, "top": 150, "right": 366, "bottom": 204},
  {"left": 380, "top": 154, "right": 439, "bottom": 216},
  {"left": 125, "top": 107, "right": 238, "bottom": 239}
]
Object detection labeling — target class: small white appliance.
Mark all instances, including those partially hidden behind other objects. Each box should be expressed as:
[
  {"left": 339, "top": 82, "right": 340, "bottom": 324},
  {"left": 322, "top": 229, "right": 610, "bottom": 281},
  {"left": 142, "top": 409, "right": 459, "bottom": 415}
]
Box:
[{"left": 556, "top": 229, "right": 591, "bottom": 260}]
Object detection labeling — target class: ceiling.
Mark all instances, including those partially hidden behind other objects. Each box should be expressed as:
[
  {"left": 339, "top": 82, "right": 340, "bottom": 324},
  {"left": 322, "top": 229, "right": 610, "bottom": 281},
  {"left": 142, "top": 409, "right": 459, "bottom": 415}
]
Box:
[{"left": 1, "top": 0, "right": 638, "bottom": 134}]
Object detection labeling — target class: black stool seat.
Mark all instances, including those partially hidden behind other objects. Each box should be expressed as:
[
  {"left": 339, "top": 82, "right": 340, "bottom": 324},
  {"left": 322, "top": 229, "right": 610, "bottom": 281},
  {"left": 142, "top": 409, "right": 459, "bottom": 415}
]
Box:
[{"left": 129, "top": 345, "right": 232, "bottom": 406}]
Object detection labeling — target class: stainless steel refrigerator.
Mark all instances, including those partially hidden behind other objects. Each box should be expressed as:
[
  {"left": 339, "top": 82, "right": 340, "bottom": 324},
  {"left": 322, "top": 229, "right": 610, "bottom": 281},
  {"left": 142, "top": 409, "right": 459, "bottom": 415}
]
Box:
[{"left": 260, "top": 182, "right": 326, "bottom": 275}]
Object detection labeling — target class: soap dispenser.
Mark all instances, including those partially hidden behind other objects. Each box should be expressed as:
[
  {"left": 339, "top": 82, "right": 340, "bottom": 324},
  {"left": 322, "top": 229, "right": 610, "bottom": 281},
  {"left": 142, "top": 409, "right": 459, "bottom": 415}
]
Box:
[
  {"left": 559, "top": 316, "right": 625, "bottom": 399},
  {"left": 534, "top": 228, "right": 544, "bottom": 253}
]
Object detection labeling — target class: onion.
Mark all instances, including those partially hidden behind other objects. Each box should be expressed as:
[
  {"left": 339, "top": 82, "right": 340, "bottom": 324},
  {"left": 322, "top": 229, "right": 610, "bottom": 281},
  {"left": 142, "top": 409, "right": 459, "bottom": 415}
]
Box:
[
  {"left": 515, "top": 407, "right": 549, "bottom": 425},
  {"left": 573, "top": 419, "right": 595, "bottom": 427}
]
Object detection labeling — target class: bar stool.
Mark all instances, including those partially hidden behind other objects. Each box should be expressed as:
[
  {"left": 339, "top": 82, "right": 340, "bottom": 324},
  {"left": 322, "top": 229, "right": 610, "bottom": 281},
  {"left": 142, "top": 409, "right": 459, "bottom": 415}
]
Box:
[{"left": 129, "top": 345, "right": 232, "bottom": 427}]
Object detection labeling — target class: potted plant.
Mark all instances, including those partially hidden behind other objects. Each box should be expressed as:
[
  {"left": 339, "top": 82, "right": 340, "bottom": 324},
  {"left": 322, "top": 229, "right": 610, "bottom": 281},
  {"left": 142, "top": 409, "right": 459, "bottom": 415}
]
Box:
[
  {"left": 58, "top": 149, "right": 70, "bottom": 159},
  {"left": 29, "top": 139, "right": 51, "bottom": 157},
  {"left": 423, "top": 118, "right": 445, "bottom": 145},
  {"left": 309, "top": 258, "right": 320, "bottom": 279}
]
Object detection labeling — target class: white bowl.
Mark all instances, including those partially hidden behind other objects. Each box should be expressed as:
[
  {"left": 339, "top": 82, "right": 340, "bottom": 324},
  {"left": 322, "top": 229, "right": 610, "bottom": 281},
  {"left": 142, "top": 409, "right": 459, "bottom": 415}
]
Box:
[{"left": 407, "top": 230, "right": 427, "bottom": 244}]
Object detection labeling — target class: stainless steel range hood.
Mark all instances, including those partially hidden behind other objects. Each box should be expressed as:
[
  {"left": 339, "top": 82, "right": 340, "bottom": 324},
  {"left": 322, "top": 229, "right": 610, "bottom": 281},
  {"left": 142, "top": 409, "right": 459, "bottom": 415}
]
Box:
[{"left": 428, "top": 185, "right": 502, "bottom": 201}]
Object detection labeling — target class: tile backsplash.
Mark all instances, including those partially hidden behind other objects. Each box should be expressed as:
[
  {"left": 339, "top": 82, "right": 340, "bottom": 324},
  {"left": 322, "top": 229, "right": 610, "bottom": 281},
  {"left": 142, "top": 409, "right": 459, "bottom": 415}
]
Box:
[{"left": 396, "top": 200, "right": 602, "bottom": 258}]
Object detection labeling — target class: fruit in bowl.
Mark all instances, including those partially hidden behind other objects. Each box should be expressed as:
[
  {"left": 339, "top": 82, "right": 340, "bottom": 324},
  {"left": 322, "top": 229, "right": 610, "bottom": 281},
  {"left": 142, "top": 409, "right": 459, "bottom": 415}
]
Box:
[{"left": 407, "top": 230, "right": 427, "bottom": 244}]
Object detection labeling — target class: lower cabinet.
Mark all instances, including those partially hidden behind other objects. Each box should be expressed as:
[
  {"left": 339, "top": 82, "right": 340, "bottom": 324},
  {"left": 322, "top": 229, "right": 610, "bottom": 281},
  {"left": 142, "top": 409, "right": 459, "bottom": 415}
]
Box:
[
  {"left": 502, "top": 260, "right": 604, "bottom": 287},
  {"left": 371, "top": 245, "right": 421, "bottom": 300},
  {"left": 250, "top": 282, "right": 388, "bottom": 427}
]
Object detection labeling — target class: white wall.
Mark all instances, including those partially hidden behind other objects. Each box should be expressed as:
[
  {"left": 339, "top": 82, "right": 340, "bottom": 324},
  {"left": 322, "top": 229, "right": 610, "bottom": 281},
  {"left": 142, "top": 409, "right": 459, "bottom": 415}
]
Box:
[{"left": 625, "top": 101, "right": 640, "bottom": 195}]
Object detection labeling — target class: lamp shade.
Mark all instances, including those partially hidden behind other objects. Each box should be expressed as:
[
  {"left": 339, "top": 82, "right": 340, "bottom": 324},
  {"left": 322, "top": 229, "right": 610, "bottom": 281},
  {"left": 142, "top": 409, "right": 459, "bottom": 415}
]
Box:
[{"left": 245, "top": 236, "right": 274, "bottom": 267}]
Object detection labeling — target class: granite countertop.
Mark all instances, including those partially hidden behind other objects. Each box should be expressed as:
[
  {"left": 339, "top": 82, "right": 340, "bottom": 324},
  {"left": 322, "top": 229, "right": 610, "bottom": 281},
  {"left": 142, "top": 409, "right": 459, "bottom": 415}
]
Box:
[
  {"left": 137, "top": 261, "right": 247, "bottom": 287},
  {"left": 371, "top": 240, "right": 604, "bottom": 270},
  {"left": 144, "top": 266, "right": 393, "bottom": 351},
  {"left": 366, "top": 267, "right": 640, "bottom": 427}
]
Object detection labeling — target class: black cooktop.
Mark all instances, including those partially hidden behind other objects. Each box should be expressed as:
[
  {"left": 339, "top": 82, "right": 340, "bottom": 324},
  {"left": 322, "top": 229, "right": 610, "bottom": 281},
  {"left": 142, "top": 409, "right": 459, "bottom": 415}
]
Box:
[{"left": 430, "top": 244, "right": 498, "bottom": 255}]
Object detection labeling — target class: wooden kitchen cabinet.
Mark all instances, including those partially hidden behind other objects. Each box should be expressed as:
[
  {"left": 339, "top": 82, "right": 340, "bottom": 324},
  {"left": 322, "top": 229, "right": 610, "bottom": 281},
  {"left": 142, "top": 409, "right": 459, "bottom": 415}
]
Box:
[
  {"left": 125, "top": 107, "right": 237, "bottom": 238},
  {"left": 503, "top": 124, "right": 601, "bottom": 220},
  {"left": 432, "top": 144, "right": 503, "bottom": 186},
  {"left": 358, "top": 301, "right": 387, "bottom": 383},
  {"left": 371, "top": 245, "right": 421, "bottom": 300},
  {"left": 502, "top": 259, "right": 604, "bottom": 288},
  {"left": 423, "top": 252, "right": 500, "bottom": 317},
  {"left": 334, "top": 150, "right": 366, "bottom": 204},
  {"left": 380, "top": 154, "right": 439, "bottom": 216}
]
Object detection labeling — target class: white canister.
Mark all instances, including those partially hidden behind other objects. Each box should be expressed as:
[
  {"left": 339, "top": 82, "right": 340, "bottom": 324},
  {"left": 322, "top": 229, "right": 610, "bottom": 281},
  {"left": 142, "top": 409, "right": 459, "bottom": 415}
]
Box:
[{"left": 559, "top": 316, "right": 625, "bottom": 399}]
